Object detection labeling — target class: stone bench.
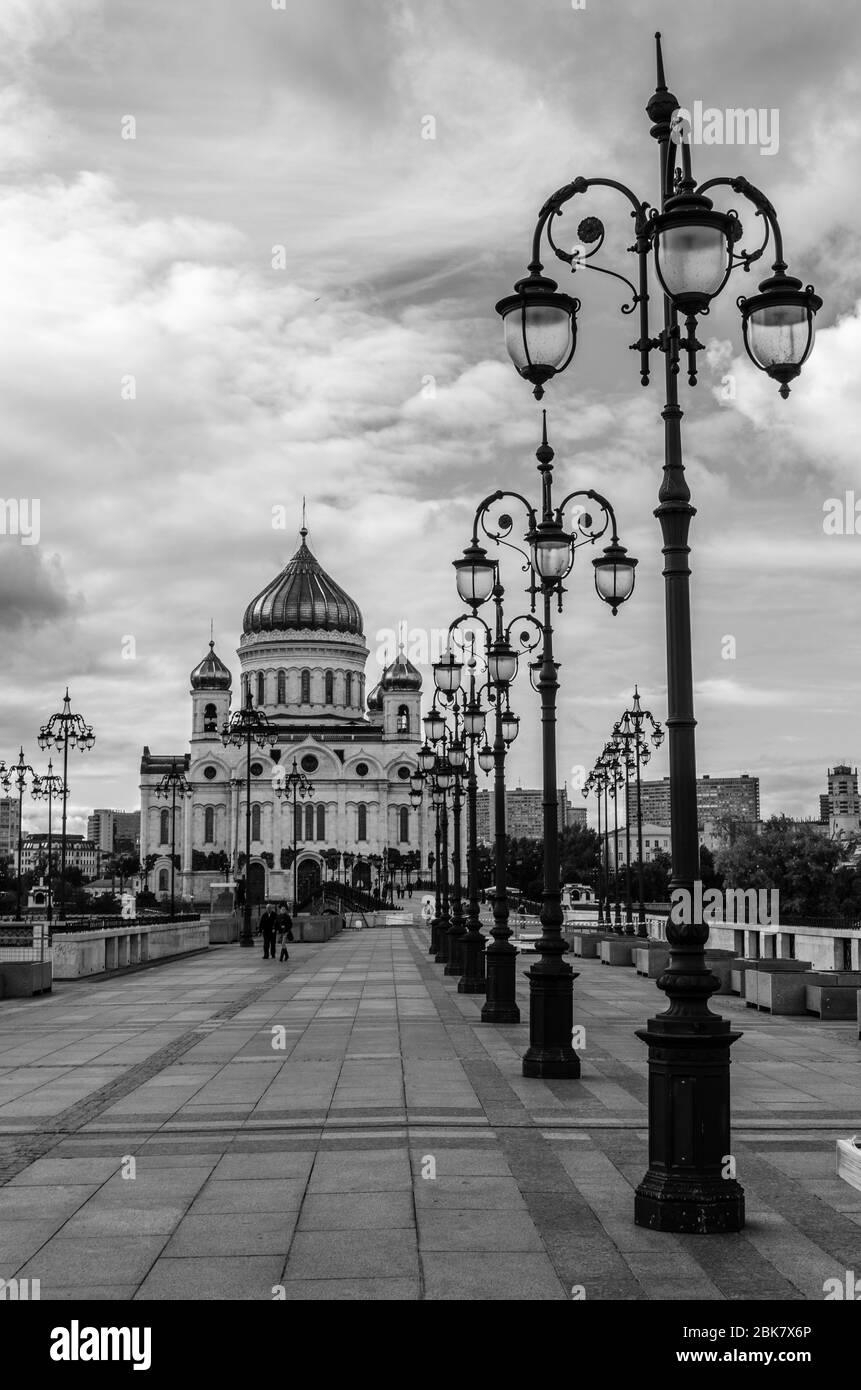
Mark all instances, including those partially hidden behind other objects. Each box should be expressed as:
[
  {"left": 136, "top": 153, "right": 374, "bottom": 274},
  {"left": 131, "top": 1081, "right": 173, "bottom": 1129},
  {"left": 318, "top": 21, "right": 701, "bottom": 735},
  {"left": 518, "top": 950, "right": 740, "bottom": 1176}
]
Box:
[
  {"left": 294, "top": 914, "right": 345, "bottom": 943},
  {"left": 805, "top": 972, "right": 861, "bottom": 1020},
  {"left": 635, "top": 943, "right": 670, "bottom": 977},
  {"left": 600, "top": 938, "right": 637, "bottom": 966},
  {"left": 744, "top": 959, "right": 813, "bottom": 1014}
]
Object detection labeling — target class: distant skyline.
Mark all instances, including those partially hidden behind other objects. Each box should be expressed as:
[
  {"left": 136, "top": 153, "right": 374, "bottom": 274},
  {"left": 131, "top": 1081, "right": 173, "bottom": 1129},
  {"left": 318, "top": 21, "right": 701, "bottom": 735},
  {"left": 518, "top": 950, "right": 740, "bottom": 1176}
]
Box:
[{"left": 1, "top": 1, "right": 858, "bottom": 839}]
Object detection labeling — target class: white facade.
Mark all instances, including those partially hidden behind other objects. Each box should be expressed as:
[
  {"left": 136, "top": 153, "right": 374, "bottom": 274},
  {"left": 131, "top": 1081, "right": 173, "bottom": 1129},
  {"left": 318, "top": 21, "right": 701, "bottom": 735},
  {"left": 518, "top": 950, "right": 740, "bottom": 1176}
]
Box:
[{"left": 140, "top": 532, "right": 433, "bottom": 907}]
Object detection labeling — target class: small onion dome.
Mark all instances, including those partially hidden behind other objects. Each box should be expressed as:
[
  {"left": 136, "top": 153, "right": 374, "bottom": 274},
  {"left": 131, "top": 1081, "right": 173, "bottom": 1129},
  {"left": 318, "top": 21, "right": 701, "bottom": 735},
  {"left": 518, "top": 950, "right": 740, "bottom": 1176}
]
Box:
[
  {"left": 381, "top": 646, "right": 422, "bottom": 692},
  {"left": 190, "top": 640, "right": 232, "bottom": 690},
  {"left": 243, "top": 530, "right": 363, "bottom": 636},
  {"left": 366, "top": 681, "right": 384, "bottom": 713}
]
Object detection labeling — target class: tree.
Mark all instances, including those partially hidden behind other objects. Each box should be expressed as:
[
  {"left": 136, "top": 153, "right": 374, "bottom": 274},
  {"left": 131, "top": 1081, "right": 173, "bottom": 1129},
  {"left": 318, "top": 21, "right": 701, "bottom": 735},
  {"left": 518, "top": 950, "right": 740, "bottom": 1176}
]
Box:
[
  {"left": 714, "top": 816, "right": 844, "bottom": 917},
  {"left": 559, "top": 824, "right": 601, "bottom": 887}
]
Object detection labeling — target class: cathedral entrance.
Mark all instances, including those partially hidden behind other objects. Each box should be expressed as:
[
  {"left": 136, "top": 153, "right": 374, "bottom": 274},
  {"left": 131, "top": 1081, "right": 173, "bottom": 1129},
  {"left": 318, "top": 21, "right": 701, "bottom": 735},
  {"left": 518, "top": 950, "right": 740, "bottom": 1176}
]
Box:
[
  {"left": 297, "top": 858, "right": 321, "bottom": 904},
  {"left": 247, "top": 861, "right": 266, "bottom": 906},
  {"left": 352, "top": 861, "right": 371, "bottom": 891}
]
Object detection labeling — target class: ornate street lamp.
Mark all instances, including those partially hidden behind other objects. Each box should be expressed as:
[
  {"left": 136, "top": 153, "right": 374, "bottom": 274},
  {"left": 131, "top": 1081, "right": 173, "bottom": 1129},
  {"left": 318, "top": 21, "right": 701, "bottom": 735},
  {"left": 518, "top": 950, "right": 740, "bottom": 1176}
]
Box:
[
  {"left": 446, "top": 568, "right": 532, "bottom": 1024},
  {"left": 273, "top": 755, "right": 314, "bottom": 913},
  {"left": 37, "top": 690, "right": 95, "bottom": 922},
  {"left": 1, "top": 750, "right": 40, "bottom": 921},
  {"left": 582, "top": 768, "right": 606, "bottom": 928},
  {"left": 423, "top": 692, "right": 465, "bottom": 974},
  {"left": 154, "top": 760, "right": 191, "bottom": 920},
  {"left": 431, "top": 632, "right": 494, "bottom": 992},
  {"left": 222, "top": 690, "right": 274, "bottom": 946},
  {"left": 31, "top": 759, "right": 67, "bottom": 926},
  {"left": 494, "top": 34, "right": 813, "bottom": 1229},
  {"left": 456, "top": 416, "right": 635, "bottom": 1076},
  {"left": 614, "top": 689, "right": 664, "bottom": 934}
]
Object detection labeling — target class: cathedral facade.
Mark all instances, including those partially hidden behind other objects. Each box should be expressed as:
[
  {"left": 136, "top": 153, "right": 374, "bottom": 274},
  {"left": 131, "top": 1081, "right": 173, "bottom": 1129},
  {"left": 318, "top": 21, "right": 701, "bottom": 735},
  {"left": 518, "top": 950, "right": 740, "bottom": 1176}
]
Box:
[{"left": 139, "top": 530, "right": 430, "bottom": 908}]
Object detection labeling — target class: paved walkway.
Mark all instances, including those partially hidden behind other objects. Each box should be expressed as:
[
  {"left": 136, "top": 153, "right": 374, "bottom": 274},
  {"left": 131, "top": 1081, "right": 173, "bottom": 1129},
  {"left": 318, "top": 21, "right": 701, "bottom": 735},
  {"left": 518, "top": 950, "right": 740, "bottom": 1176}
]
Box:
[{"left": 0, "top": 927, "right": 859, "bottom": 1300}]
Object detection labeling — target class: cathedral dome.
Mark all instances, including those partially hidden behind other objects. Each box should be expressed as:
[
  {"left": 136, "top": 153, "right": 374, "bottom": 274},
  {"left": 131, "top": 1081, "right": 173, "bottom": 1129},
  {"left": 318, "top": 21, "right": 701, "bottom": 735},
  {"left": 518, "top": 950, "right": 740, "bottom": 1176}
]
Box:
[
  {"left": 381, "top": 647, "right": 422, "bottom": 692},
  {"left": 242, "top": 530, "right": 363, "bottom": 637},
  {"left": 190, "top": 640, "right": 232, "bottom": 690}
]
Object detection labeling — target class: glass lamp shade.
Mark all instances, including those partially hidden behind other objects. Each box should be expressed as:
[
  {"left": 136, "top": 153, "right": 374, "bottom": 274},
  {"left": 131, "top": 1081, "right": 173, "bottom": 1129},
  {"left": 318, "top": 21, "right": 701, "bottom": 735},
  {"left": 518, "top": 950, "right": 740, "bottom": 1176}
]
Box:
[
  {"left": 409, "top": 772, "right": 423, "bottom": 794},
  {"left": 478, "top": 744, "right": 495, "bottom": 773},
  {"left": 652, "top": 200, "right": 735, "bottom": 314},
  {"left": 435, "top": 760, "right": 453, "bottom": 791},
  {"left": 738, "top": 272, "right": 821, "bottom": 398},
  {"left": 448, "top": 740, "right": 466, "bottom": 771},
  {"left": 463, "top": 707, "right": 486, "bottom": 739},
  {"left": 433, "top": 650, "right": 463, "bottom": 694},
  {"left": 423, "top": 711, "right": 446, "bottom": 743},
  {"left": 500, "top": 712, "right": 520, "bottom": 745},
  {"left": 409, "top": 791, "right": 422, "bottom": 809},
  {"left": 495, "top": 271, "right": 579, "bottom": 400},
  {"left": 454, "top": 544, "right": 496, "bottom": 607},
  {"left": 652, "top": 727, "right": 665, "bottom": 747},
  {"left": 487, "top": 641, "right": 518, "bottom": 687},
  {"left": 529, "top": 525, "right": 574, "bottom": 582},
  {"left": 431, "top": 788, "right": 445, "bottom": 808},
  {"left": 593, "top": 542, "right": 637, "bottom": 615},
  {"left": 38, "top": 731, "right": 49, "bottom": 750},
  {"left": 418, "top": 743, "right": 436, "bottom": 773}
]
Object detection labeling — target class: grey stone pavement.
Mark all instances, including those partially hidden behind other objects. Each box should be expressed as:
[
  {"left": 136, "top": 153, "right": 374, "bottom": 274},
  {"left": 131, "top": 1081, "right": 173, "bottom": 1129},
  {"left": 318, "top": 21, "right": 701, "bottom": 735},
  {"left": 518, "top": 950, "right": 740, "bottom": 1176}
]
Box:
[{"left": 0, "top": 924, "right": 859, "bottom": 1301}]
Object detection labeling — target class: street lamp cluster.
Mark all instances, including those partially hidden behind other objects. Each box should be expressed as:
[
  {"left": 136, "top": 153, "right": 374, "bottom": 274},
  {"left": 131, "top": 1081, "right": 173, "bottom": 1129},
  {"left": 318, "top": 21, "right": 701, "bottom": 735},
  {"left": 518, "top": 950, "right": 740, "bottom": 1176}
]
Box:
[
  {"left": 412, "top": 409, "right": 637, "bottom": 1076},
  {"left": 585, "top": 689, "right": 663, "bottom": 935},
  {"left": 489, "top": 33, "right": 820, "bottom": 1232}
]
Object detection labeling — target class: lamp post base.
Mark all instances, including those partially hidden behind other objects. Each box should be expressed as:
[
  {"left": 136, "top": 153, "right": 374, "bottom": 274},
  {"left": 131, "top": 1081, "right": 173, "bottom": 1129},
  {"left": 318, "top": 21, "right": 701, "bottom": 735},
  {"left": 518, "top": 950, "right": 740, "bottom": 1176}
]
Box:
[
  {"left": 481, "top": 944, "right": 519, "bottom": 1023},
  {"left": 634, "top": 1173, "right": 745, "bottom": 1233},
  {"left": 522, "top": 1047, "right": 580, "bottom": 1079},
  {"left": 444, "top": 933, "right": 465, "bottom": 976},
  {"left": 634, "top": 1017, "right": 745, "bottom": 1232},
  {"left": 522, "top": 961, "right": 580, "bottom": 1078}
]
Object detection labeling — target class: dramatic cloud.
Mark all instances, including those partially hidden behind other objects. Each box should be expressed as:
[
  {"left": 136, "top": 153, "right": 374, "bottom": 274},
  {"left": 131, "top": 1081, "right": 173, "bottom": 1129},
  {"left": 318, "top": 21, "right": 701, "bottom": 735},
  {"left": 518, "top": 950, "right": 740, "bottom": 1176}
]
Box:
[{"left": 0, "top": 0, "right": 855, "bottom": 835}]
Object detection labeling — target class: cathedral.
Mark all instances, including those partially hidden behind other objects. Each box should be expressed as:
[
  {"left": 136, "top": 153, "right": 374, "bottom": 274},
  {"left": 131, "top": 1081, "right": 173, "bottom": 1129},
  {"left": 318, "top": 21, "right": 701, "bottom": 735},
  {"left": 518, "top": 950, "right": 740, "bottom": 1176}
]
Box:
[{"left": 139, "top": 529, "right": 430, "bottom": 908}]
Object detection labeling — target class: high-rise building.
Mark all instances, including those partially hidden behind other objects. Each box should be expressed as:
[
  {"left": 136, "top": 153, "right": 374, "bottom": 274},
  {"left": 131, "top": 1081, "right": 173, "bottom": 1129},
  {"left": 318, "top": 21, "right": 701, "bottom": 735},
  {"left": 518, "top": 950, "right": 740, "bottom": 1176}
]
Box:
[
  {"left": 0, "top": 797, "right": 21, "bottom": 864},
  {"left": 824, "top": 765, "right": 861, "bottom": 839},
  {"left": 87, "top": 810, "right": 141, "bottom": 857},
  {"left": 625, "top": 774, "right": 760, "bottom": 828},
  {"left": 476, "top": 787, "right": 571, "bottom": 845}
]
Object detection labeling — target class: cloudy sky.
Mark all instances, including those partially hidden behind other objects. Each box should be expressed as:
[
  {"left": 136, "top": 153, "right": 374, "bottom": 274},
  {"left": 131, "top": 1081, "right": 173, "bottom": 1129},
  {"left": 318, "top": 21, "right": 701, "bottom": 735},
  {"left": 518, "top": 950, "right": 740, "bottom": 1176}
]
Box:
[{"left": 1, "top": 0, "right": 858, "bottom": 838}]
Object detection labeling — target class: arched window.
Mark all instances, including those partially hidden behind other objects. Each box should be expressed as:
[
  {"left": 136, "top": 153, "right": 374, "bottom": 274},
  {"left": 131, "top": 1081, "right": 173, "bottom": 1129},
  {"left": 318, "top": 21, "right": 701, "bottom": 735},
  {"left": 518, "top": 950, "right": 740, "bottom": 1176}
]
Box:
[
  {"left": 325, "top": 671, "right": 334, "bottom": 705},
  {"left": 204, "top": 807, "right": 215, "bottom": 844},
  {"left": 345, "top": 672, "right": 352, "bottom": 707},
  {"left": 399, "top": 807, "right": 409, "bottom": 843},
  {"left": 305, "top": 803, "right": 315, "bottom": 840},
  {"left": 277, "top": 670, "right": 286, "bottom": 704},
  {"left": 203, "top": 703, "right": 217, "bottom": 733},
  {"left": 251, "top": 803, "right": 261, "bottom": 840},
  {"left": 316, "top": 804, "right": 326, "bottom": 840},
  {"left": 301, "top": 669, "right": 311, "bottom": 704},
  {"left": 157, "top": 868, "right": 168, "bottom": 893},
  {"left": 159, "top": 809, "right": 170, "bottom": 845},
  {"left": 256, "top": 672, "right": 265, "bottom": 706},
  {"left": 397, "top": 704, "right": 410, "bottom": 734},
  {"left": 294, "top": 805, "right": 303, "bottom": 842},
  {"left": 357, "top": 803, "right": 367, "bottom": 841}
]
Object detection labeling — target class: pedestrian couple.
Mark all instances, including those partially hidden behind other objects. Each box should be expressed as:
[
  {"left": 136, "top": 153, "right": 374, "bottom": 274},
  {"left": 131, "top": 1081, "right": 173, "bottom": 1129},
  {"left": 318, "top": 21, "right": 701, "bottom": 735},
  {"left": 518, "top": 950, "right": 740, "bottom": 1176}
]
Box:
[{"left": 260, "top": 903, "right": 294, "bottom": 961}]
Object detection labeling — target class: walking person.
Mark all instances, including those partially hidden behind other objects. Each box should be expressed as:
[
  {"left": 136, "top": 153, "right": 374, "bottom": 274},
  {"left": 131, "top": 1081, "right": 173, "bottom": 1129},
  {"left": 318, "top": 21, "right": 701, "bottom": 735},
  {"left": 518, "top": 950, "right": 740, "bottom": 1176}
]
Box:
[
  {"left": 277, "top": 904, "right": 294, "bottom": 963},
  {"left": 259, "top": 901, "right": 278, "bottom": 959}
]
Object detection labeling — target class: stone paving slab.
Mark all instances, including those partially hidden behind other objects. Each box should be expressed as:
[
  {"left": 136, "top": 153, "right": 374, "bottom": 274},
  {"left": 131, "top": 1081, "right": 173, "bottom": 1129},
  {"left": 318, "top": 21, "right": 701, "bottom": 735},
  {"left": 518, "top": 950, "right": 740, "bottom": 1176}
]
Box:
[{"left": 0, "top": 927, "right": 859, "bottom": 1300}]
